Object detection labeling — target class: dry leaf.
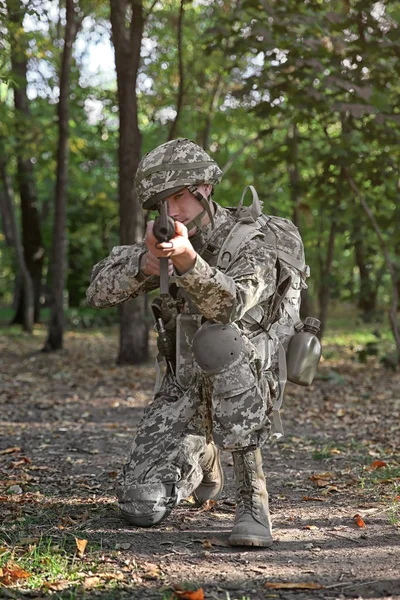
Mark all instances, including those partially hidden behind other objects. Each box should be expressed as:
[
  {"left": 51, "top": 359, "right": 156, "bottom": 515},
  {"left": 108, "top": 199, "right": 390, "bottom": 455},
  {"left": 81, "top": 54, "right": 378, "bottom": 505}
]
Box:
[
  {"left": 0, "top": 563, "right": 31, "bottom": 585},
  {"left": 202, "top": 540, "right": 212, "bottom": 549},
  {"left": 83, "top": 576, "right": 101, "bottom": 588},
  {"left": 303, "top": 525, "right": 319, "bottom": 531},
  {"left": 98, "top": 572, "right": 124, "bottom": 581},
  {"left": 18, "top": 537, "right": 39, "bottom": 546},
  {"left": 142, "top": 563, "right": 162, "bottom": 579},
  {"left": 265, "top": 582, "right": 324, "bottom": 590},
  {"left": 366, "top": 460, "right": 387, "bottom": 471},
  {"left": 353, "top": 514, "right": 366, "bottom": 527},
  {"left": 174, "top": 586, "right": 205, "bottom": 600},
  {"left": 43, "top": 580, "right": 70, "bottom": 591},
  {"left": 75, "top": 537, "right": 88, "bottom": 556},
  {"left": 303, "top": 496, "right": 325, "bottom": 502},
  {"left": 115, "top": 542, "right": 131, "bottom": 550},
  {"left": 202, "top": 537, "right": 230, "bottom": 548},
  {"left": 0, "top": 447, "right": 21, "bottom": 455},
  {"left": 7, "top": 485, "right": 23, "bottom": 495},
  {"left": 198, "top": 499, "right": 217, "bottom": 512}
]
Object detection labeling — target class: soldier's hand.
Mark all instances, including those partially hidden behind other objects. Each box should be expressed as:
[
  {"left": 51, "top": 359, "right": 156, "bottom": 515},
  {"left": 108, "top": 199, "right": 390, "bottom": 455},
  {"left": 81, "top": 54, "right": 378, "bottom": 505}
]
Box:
[{"left": 140, "top": 251, "right": 174, "bottom": 276}]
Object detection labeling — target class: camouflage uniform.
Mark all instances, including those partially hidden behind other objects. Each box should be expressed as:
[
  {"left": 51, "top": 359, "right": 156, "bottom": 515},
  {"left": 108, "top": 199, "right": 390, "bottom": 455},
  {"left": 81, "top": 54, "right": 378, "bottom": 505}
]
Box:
[{"left": 86, "top": 202, "right": 281, "bottom": 520}]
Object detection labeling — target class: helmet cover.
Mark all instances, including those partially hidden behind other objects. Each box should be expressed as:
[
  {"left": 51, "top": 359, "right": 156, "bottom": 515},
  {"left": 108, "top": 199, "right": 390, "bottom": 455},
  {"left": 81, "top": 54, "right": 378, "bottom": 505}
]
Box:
[{"left": 135, "top": 138, "right": 223, "bottom": 209}]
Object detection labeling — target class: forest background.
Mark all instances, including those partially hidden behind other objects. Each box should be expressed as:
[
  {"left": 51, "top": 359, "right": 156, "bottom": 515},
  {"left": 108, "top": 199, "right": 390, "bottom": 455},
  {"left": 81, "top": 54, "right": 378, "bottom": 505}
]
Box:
[{"left": 0, "top": 0, "right": 399, "bottom": 365}]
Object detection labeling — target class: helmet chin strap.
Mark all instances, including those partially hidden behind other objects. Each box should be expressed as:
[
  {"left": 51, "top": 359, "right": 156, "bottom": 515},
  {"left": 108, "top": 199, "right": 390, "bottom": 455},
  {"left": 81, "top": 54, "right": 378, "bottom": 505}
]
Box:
[{"left": 185, "top": 185, "right": 215, "bottom": 233}]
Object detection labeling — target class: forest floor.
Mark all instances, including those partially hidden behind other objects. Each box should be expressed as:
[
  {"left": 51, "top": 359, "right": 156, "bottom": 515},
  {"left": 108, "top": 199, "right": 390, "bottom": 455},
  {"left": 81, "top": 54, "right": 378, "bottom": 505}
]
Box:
[{"left": 0, "top": 324, "right": 399, "bottom": 600}]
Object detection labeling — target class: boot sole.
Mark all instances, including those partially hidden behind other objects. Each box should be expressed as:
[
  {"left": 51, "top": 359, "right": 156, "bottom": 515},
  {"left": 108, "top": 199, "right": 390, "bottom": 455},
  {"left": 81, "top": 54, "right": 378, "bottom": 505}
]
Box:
[{"left": 228, "top": 534, "right": 273, "bottom": 547}]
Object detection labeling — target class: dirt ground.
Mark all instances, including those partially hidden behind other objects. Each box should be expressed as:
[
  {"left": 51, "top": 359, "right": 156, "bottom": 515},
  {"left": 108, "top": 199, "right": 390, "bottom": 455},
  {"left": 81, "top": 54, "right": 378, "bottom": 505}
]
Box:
[{"left": 0, "top": 328, "right": 399, "bottom": 600}]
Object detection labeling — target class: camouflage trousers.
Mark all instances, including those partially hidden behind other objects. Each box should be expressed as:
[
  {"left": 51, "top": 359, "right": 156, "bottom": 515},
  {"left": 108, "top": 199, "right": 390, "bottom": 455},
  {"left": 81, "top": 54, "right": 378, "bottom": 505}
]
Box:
[{"left": 116, "top": 331, "right": 278, "bottom": 522}]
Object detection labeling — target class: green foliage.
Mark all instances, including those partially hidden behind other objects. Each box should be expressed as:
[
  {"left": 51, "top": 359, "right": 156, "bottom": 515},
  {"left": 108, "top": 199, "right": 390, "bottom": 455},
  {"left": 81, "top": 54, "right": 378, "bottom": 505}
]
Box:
[{"left": 0, "top": 0, "right": 399, "bottom": 337}]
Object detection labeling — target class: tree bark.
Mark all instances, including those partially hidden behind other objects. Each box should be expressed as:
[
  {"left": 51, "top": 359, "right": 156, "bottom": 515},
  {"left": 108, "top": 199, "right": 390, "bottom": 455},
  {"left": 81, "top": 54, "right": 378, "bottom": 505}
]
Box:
[
  {"left": 110, "top": 0, "right": 149, "bottom": 365},
  {"left": 345, "top": 170, "right": 400, "bottom": 363},
  {"left": 7, "top": 0, "right": 44, "bottom": 326},
  {"left": 43, "top": 0, "right": 80, "bottom": 351},
  {"left": 0, "top": 158, "right": 34, "bottom": 331}
]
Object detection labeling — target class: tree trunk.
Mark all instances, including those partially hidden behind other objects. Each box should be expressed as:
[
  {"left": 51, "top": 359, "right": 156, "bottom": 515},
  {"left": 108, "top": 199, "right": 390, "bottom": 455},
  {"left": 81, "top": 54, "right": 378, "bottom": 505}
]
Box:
[
  {"left": 318, "top": 214, "right": 337, "bottom": 340},
  {"left": 0, "top": 158, "right": 34, "bottom": 331},
  {"left": 352, "top": 216, "right": 378, "bottom": 319},
  {"left": 7, "top": 0, "right": 44, "bottom": 325},
  {"left": 43, "top": 0, "right": 80, "bottom": 351},
  {"left": 110, "top": 0, "right": 149, "bottom": 365},
  {"left": 168, "top": 0, "right": 186, "bottom": 141},
  {"left": 287, "top": 122, "right": 301, "bottom": 228},
  {"left": 345, "top": 171, "right": 400, "bottom": 364}
]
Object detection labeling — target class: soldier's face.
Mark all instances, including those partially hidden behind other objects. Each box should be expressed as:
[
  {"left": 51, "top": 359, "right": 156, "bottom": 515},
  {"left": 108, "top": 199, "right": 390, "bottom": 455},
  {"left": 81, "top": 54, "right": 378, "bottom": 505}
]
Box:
[{"left": 166, "top": 185, "right": 212, "bottom": 236}]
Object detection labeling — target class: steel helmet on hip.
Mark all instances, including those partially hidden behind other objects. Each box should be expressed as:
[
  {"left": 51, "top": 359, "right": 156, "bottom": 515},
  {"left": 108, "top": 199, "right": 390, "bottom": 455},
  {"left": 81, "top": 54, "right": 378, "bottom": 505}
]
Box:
[{"left": 135, "top": 138, "right": 223, "bottom": 209}]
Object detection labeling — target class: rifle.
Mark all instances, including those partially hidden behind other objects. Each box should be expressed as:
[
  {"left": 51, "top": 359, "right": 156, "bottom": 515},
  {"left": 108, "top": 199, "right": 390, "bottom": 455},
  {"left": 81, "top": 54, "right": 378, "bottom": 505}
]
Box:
[{"left": 153, "top": 199, "right": 176, "bottom": 297}]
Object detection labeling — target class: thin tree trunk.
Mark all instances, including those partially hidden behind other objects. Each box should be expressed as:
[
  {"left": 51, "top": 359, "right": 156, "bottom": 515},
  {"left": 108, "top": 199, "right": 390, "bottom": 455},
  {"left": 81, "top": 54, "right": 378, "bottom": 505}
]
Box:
[
  {"left": 352, "top": 216, "right": 378, "bottom": 318},
  {"left": 168, "top": 0, "right": 186, "bottom": 141},
  {"left": 0, "top": 159, "right": 15, "bottom": 246},
  {"left": 0, "top": 158, "right": 34, "bottom": 331},
  {"left": 287, "top": 122, "right": 301, "bottom": 228},
  {"left": 110, "top": 0, "right": 149, "bottom": 365},
  {"left": 200, "top": 74, "right": 223, "bottom": 151},
  {"left": 7, "top": 0, "right": 44, "bottom": 325},
  {"left": 345, "top": 170, "right": 400, "bottom": 363},
  {"left": 43, "top": 0, "right": 80, "bottom": 351},
  {"left": 318, "top": 214, "right": 337, "bottom": 340}
]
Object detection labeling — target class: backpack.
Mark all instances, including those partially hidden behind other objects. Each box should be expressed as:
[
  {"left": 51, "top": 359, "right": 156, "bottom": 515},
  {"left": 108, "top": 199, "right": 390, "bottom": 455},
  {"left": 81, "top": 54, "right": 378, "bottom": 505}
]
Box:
[{"left": 216, "top": 186, "right": 310, "bottom": 438}]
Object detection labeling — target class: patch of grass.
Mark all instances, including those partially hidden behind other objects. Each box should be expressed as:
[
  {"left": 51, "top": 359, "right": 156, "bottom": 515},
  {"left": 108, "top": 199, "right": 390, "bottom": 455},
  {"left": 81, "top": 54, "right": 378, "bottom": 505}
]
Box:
[{"left": 0, "top": 536, "right": 97, "bottom": 591}]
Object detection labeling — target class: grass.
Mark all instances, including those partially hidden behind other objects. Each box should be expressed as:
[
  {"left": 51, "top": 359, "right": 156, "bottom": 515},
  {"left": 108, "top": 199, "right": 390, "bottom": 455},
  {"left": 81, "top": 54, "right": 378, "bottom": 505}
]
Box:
[{"left": 0, "top": 536, "right": 82, "bottom": 590}]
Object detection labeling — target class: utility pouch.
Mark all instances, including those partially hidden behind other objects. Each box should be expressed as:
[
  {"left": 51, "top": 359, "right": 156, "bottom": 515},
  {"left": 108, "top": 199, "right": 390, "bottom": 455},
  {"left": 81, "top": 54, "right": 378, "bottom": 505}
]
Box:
[{"left": 176, "top": 313, "right": 203, "bottom": 389}]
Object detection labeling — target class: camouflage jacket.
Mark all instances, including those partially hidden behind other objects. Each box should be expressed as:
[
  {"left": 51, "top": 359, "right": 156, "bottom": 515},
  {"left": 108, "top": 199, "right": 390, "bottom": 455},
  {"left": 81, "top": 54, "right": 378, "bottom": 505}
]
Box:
[{"left": 87, "top": 203, "right": 278, "bottom": 326}]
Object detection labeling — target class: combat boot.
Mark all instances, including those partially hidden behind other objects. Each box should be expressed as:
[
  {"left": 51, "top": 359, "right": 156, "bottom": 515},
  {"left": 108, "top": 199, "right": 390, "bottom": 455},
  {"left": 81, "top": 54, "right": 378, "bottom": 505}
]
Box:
[
  {"left": 193, "top": 442, "right": 224, "bottom": 505},
  {"left": 229, "top": 446, "right": 273, "bottom": 547}
]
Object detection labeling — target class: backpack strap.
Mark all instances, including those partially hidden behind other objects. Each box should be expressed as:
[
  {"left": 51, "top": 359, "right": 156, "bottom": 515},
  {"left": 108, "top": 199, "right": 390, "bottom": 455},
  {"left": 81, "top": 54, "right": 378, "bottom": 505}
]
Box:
[
  {"left": 237, "top": 185, "right": 263, "bottom": 222},
  {"left": 217, "top": 220, "right": 264, "bottom": 271}
]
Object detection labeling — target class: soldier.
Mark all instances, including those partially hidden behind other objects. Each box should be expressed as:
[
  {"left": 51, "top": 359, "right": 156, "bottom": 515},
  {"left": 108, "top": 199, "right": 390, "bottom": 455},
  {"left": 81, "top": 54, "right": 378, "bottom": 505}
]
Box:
[{"left": 87, "top": 138, "right": 307, "bottom": 547}]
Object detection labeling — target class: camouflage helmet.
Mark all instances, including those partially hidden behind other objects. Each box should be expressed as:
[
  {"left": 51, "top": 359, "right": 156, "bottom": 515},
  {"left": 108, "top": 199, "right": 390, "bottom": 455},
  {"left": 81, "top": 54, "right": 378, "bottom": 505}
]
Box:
[{"left": 135, "top": 138, "right": 223, "bottom": 209}]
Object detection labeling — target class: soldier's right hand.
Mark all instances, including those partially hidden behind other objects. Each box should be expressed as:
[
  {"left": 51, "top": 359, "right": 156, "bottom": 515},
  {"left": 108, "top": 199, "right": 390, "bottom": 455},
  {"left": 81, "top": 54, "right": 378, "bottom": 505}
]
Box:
[{"left": 140, "top": 251, "right": 174, "bottom": 277}]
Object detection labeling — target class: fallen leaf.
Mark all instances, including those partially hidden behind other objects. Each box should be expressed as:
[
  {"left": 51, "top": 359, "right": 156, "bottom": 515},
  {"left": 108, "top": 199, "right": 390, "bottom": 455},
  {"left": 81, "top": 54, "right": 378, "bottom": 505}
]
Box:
[
  {"left": 115, "top": 542, "right": 131, "bottom": 550},
  {"left": 303, "top": 496, "right": 325, "bottom": 502},
  {"left": 43, "top": 580, "right": 70, "bottom": 591},
  {"left": 0, "top": 563, "right": 31, "bottom": 585},
  {"left": 265, "top": 582, "right": 324, "bottom": 590},
  {"left": 202, "top": 540, "right": 212, "bottom": 549},
  {"left": 366, "top": 460, "right": 387, "bottom": 471},
  {"left": 7, "top": 485, "right": 23, "bottom": 495},
  {"left": 75, "top": 537, "right": 88, "bottom": 556},
  {"left": 201, "top": 537, "right": 230, "bottom": 548},
  {"left": 142, "top": 562, "right": 162, "bottom": 579},
  {"left": 321, "top": 486, "right": 339, "bottom": 495},
  {"left": 303, "top": 525, "right": 319, "bottom": 531},
  {"left": 0, "top": 447, "right": 21, "bottom": 455},
  {"left": 98, "top": 572, "right": 124, "bottom": 581},
  {"left": 198, "top": 499, "right": 217, "bottom": 512},
  {"left": 83, "top": 576, "right": 101, "bottom": 588},
  {"left": 173, "top": 586, "right": 205, "bottom": 600},
  {"left": 353, "top": 514, "right": 366, "bottom": 527},
  {"left": 18, "top": 537, "right": 39, "bottom": 546}
]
